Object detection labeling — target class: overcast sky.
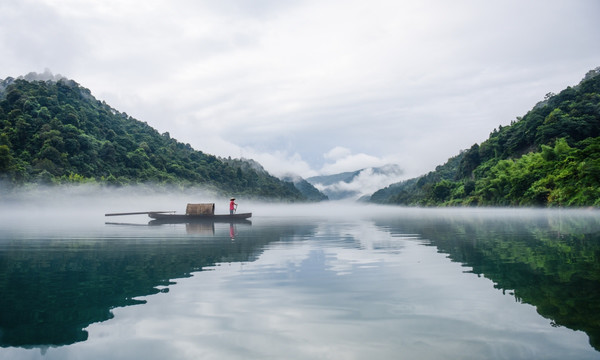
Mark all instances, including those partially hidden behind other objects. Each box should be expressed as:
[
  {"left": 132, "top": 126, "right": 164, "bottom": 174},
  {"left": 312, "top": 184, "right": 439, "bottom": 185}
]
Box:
[{"left": 1, "top": 0, "right": 599, "bottom": 179}]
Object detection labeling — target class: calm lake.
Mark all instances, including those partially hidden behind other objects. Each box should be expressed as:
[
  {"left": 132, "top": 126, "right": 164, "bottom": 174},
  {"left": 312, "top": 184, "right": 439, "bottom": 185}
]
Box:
[{"left": 0, "top": 197, "right": 599, "bottom": 359}]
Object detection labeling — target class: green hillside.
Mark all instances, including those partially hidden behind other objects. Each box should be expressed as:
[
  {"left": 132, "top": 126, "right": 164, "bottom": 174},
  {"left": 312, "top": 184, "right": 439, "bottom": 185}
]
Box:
[
  {"left": 281, "top": 174, "right": 329, "bottom": 201},
  {"left": 371, "top": 67, "right": 600, "bottom": 207},
  {"left": 0, "top": 76, "right": 304, "bottom": 200}
]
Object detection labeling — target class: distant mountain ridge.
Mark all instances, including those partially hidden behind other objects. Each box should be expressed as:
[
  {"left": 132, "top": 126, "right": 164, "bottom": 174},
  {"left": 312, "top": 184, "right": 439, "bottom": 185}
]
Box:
[
  {"left": 307, "top": 170, "right": 362, "bottom": 186},
  {"left": 307, "top": 164, "right": 404, "bottom": 200},
  {"left": 281, "top": 174, "right": 328, "bottom": 201},
  {"left": 0, "top": 74, "right": 305, "bottom": 200},
  {"left": 370, "top": 67, "right": 600, "bottom": 207}
]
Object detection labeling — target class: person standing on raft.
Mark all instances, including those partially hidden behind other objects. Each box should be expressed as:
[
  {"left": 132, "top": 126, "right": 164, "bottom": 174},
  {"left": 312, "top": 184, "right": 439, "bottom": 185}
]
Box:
[{"left": 229, "top": 198, "right": 237, "bottom": 215}]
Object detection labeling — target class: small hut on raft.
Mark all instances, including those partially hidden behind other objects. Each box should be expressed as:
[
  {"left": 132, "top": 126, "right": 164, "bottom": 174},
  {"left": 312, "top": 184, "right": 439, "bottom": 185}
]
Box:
[{"left": 185, "top": 203, "right": 215, "bottom": 216}]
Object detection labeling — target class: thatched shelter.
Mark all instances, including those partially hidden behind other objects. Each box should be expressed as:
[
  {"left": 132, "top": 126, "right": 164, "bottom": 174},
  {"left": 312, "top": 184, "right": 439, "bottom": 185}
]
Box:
[{"left": 185, "top": 203, "right": 215, "bottom": 215}]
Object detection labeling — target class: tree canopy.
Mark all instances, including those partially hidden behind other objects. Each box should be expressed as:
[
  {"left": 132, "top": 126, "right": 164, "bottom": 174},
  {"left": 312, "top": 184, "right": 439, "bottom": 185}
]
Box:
[
  {"left": 0, "top": 77, "right": 304, "bottom": 200},
  {"left": 370, "top": 67, "right": 600, "bottom": 207}
]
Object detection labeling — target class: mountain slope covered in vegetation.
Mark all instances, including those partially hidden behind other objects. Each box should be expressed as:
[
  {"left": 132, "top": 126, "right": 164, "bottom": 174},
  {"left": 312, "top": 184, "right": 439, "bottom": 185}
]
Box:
[
  {"left": 371, "top": 67, "right": 600, "bottom": 207},
  {"left": 0, "top": 76, "right": 304, "bottom": 200}
]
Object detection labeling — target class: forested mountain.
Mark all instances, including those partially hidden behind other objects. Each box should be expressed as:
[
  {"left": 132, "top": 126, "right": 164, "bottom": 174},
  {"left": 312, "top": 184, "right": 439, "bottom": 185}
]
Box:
[
  {"left": 281, "top": 174, "right": 329, "bottom": 201},
  {"left": 0, "top": 76, "right": 304, "bottom": 200},
  {"left": 371, "top": 67, "right": 600, "bottom": 207}
]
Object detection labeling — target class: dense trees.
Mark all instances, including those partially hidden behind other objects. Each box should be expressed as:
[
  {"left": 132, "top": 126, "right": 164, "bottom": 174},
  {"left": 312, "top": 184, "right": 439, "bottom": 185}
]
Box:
[
  {"left": 0, "top": 77, "right": 304, "bottom": 200},
  {"left": 371, "top": 67, "right": 600, "bottom": 207}
]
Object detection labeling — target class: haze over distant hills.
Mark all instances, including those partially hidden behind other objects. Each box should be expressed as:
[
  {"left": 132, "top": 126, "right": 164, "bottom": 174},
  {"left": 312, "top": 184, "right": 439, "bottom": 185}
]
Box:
[{"left": 307, "top": 164, "right": 403, "bottom": 200}]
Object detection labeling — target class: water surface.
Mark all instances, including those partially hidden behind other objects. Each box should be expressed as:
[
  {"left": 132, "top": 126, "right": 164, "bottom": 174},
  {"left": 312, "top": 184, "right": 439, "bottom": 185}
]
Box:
[{"left": 0, "top": 204, "right": 599, "bottom": 359}]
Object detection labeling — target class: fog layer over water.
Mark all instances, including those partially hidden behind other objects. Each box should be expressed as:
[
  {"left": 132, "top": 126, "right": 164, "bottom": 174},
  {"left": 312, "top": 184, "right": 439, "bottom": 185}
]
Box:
[
  {"left": 0, "top": 186, "right": 599, "bottom": 359},
  {"left": 3, "top": 184, "right": 598, "bottom": 227}
]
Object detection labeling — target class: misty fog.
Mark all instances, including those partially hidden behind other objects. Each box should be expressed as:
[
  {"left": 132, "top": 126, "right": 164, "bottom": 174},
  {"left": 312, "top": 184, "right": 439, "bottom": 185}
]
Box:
[{"left": 1, "top": 184, "right": 599, "bottom": 236}]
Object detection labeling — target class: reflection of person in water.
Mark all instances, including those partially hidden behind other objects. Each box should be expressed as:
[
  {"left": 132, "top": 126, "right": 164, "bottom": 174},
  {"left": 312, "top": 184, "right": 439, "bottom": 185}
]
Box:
[
  {"left": 229, "top": 223, "right": 235, "bottom": 240},
  {"left": 229, "top": 198, "right": 237, "bottom": 215}
]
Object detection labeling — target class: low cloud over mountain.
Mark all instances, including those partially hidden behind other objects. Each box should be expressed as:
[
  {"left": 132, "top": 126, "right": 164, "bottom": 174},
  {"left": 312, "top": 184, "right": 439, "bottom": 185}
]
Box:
[{"left": 307, "top": 164, "right": 404, "bottom": 200}]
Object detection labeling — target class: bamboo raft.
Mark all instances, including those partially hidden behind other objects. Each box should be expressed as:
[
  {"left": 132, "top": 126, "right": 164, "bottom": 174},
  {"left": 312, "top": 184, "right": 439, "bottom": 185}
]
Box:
[{"left": 105, "top": 203, "right": 252, "bottom": 223}]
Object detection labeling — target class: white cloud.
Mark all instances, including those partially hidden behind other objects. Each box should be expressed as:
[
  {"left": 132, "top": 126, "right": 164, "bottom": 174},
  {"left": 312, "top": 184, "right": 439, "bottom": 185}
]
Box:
[
  {"left": 323, "top": 147, "right": 352, "bottom": 161},
  {"left": 1, "top": 0, "right": 599, "bottom": 181},
  {"left": 246, "top": 150, "right": 317, "bottom": 178},
  {"left": 320, "top": 151, "right": 387, "bottom": 175}
]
